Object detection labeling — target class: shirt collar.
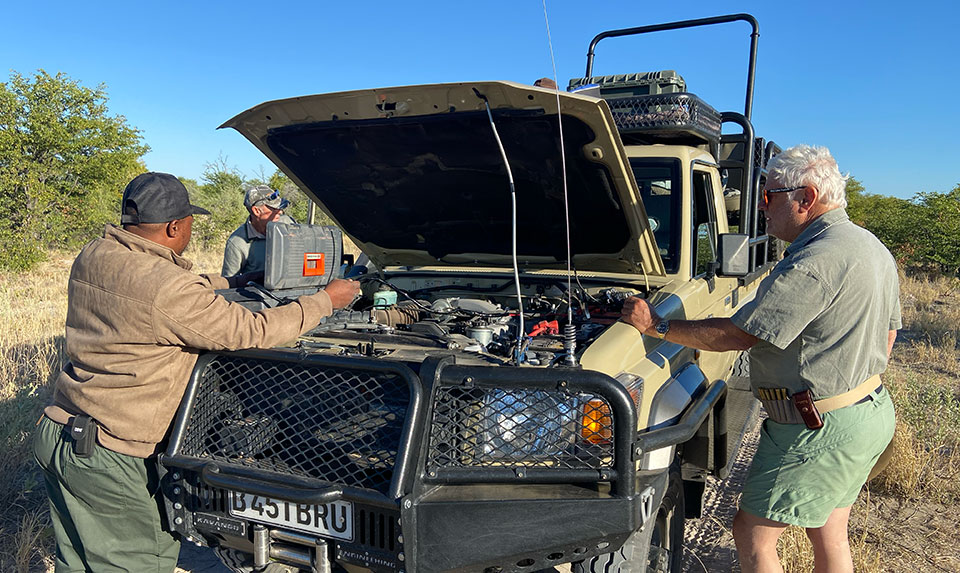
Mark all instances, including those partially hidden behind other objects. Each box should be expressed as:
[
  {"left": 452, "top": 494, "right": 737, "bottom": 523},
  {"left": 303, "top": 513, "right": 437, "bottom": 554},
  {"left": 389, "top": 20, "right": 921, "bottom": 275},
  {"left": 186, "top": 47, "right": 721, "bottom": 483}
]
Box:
[
  {"left": 103, "top": 224, "right": 193, "bottom": 270},
  {"left": 784, "top": 208, "right": 849, "bottom": 256},
  {"left": 245, "top": 218, "right": 266, "bottom": 240}
]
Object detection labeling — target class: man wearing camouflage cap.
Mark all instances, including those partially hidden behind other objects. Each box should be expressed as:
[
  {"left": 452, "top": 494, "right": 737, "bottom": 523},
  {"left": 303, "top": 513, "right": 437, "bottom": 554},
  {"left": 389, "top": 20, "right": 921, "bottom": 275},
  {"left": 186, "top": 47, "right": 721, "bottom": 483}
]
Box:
[{"left": 221, "top": 184, "right": 295, "bottom": 277}]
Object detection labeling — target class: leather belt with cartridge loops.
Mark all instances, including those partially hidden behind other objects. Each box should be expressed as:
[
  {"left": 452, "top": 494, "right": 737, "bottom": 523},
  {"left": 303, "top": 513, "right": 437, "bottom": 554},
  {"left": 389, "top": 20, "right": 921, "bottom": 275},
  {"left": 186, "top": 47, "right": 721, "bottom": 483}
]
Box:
[{"left": 758, "top": 374, "right": 882, "bottom": 428}]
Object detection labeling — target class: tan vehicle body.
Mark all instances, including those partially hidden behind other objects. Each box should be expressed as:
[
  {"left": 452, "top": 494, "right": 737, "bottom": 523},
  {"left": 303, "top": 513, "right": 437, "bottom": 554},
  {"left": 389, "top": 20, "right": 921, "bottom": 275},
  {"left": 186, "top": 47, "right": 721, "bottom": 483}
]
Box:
[{"left": 163, "top": 15, "right": 781, "bottom": 573}]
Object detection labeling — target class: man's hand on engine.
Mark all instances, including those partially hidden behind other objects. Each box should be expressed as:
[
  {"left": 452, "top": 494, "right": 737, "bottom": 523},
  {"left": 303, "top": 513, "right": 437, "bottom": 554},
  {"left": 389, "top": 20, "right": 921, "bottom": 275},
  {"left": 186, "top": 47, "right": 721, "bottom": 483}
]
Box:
[{"left": 323, "top": 279, "right": 362, "bottom": 309}]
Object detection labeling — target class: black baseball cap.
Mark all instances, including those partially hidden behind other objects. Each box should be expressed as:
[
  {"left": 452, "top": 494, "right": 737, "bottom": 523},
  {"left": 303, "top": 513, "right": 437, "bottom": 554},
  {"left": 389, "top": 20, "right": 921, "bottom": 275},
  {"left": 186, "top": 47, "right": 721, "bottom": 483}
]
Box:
[{"left": 120, "top": 172, "right": 211, "bottom": 225}]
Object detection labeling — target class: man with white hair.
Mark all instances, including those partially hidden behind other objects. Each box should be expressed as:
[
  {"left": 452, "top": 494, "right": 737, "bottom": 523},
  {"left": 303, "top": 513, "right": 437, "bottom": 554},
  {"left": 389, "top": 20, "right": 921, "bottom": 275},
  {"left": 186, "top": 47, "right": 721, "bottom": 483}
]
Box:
[{"left": 621, "top": 144, "right": 899, "bottom": 572}]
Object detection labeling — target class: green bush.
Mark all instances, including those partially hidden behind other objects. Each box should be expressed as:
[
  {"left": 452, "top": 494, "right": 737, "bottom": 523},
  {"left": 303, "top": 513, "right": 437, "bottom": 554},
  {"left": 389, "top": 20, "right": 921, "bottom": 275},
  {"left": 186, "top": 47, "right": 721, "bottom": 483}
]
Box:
[
  {"left": 0, "top": 70, "right": 147, "bottom": 271},
  {"left": 268, "top": 171, "right": 333, "bottom": 227},
  {"left": 185, "top": 159, "right": 248, "bottom": 250},
  {"left": 847, "top": 179, "right": 960, "bottom": 275},
  {"left": 185, "top": 160, "right": 334, "bottom": 254}
]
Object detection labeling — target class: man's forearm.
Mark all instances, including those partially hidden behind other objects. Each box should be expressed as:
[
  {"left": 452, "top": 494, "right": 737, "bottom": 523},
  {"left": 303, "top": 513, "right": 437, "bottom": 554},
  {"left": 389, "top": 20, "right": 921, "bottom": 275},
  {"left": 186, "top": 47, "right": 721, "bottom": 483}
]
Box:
[
  {"left": 660, "top": 317, "right": 758, "bottom": 352},
  {"left": 620, "top": 296, "right": 758, "bottom": 352}
]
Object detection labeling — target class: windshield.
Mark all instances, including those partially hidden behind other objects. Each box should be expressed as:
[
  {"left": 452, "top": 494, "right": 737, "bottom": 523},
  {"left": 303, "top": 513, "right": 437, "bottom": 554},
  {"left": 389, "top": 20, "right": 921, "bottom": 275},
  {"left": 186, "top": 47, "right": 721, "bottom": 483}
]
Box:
[{"left": 630, "top": 158, "right": 681, "bottom": 273}]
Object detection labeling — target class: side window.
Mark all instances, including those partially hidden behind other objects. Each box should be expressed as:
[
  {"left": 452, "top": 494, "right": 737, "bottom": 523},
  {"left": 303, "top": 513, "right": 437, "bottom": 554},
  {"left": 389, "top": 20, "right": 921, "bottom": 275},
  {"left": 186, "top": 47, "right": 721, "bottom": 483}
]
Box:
[
  {"left": 692, "top": 170, "right": 718, "bottom": 277},
  {"left": 631, "top": 158, "right": 681, "bottom": 273}
]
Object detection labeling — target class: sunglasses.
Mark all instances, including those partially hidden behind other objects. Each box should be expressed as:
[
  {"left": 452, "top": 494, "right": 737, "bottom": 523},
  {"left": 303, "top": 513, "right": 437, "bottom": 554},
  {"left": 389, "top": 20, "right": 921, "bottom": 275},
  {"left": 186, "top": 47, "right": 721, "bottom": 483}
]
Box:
[
  {"left": 254, "top": 190, "right": 281, "bottom": 206},
  {"left": 761, "top": 185, "right": 805, "bottom": 205}
]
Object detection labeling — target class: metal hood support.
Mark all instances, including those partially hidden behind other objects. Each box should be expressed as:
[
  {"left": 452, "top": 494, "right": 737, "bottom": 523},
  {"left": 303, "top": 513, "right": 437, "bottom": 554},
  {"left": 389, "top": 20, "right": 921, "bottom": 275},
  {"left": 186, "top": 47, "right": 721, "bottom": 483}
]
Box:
[{"left": 221, "top": 81, "right": 665, "bottom": 277}]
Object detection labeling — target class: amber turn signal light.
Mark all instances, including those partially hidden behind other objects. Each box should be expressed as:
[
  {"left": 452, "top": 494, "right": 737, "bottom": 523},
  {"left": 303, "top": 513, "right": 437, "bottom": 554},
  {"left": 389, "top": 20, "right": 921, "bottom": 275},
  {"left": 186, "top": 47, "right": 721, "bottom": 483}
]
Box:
[{"left": 581, "top": 400, "right": 612, "bottom": 444}]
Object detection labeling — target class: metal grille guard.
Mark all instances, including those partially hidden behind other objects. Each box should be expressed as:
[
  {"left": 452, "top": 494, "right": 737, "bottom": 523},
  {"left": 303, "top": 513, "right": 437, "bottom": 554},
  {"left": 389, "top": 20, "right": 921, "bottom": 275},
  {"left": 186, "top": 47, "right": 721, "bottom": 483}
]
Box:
[
  {"left": 164, "top": 352, "right": 638, "bottom": 498},
  {"left": 422, "top": 361, "right": 638, "bottom": 497},
  {"left": 162, "top": 349, "right": 425, "bottom": 504}
]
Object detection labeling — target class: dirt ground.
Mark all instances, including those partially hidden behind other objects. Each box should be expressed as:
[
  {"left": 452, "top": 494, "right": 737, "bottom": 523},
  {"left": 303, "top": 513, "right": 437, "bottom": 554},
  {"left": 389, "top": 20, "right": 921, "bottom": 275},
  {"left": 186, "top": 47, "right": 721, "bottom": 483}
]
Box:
[
  {"left": 679, "top": 418, "right": 760, "bottom": 572},
  {"left": 681, "top": 416, "right": 960, "bottom": 573}
]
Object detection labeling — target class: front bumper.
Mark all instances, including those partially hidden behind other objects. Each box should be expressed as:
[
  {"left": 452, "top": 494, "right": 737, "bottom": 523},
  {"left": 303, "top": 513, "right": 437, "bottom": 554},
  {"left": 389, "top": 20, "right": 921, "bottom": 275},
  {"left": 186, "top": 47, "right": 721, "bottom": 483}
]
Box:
[{"left": 161, "top": 350, "right": 650, "bottom": 572}]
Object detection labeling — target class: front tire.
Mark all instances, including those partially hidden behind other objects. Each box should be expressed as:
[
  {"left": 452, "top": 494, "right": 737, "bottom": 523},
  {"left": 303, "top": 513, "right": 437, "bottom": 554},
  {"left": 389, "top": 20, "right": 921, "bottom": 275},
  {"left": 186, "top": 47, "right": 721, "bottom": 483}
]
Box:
[
  {"left": 573, "top": 463, "right": 685, "bottom": 573},
  {"left": 646, "top": 462, "right": 684, "bottom": 572}
]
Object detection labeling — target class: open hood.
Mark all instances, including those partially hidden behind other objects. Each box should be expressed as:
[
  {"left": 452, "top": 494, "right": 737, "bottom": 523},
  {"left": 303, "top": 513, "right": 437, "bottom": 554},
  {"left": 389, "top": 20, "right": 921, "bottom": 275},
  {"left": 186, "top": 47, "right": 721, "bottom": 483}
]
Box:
[{"left": 221, "top": 81, "right": 664, "bottom": 276}]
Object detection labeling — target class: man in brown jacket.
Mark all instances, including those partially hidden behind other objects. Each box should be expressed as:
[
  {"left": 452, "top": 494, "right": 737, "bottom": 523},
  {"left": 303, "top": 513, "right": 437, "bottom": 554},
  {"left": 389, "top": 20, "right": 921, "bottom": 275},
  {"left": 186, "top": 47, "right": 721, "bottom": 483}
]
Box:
[{"left": 33, "top": 172, "right": 360, "bottom": 572}]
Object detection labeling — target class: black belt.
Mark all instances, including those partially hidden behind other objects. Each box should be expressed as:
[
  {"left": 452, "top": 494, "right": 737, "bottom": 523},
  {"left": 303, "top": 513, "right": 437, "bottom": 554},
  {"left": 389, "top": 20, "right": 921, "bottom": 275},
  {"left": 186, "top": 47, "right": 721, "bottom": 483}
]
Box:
[{"left": 852, "top": 385, "right": 884, "bottom": 406}]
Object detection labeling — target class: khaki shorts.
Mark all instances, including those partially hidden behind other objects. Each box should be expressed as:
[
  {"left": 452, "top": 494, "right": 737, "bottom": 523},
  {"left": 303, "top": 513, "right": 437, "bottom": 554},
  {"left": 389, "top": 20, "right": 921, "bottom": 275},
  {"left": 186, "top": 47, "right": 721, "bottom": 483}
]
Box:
[{"left": 739, "top": 386, "right": 895, "bottom": 528}]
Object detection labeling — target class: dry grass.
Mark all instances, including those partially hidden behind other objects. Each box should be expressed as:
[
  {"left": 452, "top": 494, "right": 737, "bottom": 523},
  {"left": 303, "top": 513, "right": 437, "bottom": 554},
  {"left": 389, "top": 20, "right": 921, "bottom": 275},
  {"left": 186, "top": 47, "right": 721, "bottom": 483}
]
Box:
[
  {"left": 0, "top": 252, "right": 72, "bottom": 572},
  {"left": 183, "top": 242, "right": 227, "bottom": 276},
  {"left": 0, "top": 245, "right": 227, "bottom": 572},
  {"left": 898, "top": 272, "right": 960, "bottom": 355},
  {"left": 876, "top": 273, "right": 960, "bottom": 504},
  {"left": 10, "top": 510, "right": 50, "bottom": 572}
]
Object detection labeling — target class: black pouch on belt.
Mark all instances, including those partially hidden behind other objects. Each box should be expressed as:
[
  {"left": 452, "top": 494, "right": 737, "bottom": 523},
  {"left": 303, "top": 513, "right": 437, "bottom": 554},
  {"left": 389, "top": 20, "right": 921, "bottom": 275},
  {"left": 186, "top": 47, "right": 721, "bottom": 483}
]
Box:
[
  {"left": 69, "top": 415, "right": 97, "bottom": 458},
  {"left": 791, "top": 390, "right": 824, "bottom": 430}
]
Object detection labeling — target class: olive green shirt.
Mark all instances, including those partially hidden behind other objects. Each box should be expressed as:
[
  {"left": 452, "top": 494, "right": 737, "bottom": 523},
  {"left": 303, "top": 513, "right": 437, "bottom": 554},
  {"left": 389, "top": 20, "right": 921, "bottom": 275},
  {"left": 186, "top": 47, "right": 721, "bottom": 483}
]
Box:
[
  {"left": 731, "top": 209, "right": 901, "bottom": 400},
  {"left": 221, "top": 215, "right": 295, "bottom": 278}
]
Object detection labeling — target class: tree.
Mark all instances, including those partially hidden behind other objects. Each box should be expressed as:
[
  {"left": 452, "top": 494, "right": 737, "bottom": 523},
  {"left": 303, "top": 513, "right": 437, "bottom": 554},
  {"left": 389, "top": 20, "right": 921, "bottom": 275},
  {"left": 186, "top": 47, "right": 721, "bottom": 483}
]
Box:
[
  {"left": 0, "top": 70, "right": 148, "bottom": 270},
  {"left": 188, "top": 156, "right": 248, "bottom": 249},
  {"left": 267, "top": 170, "right": 333, "bottom": 226},
  {"left": 846, "top": 177, "right": 919, "bottom": 264},
  {"left": 847, "top": 177, "right": 960, "bottom": 275},
  {"left": 914, "top": 185, "right": 960, "bottom": 275}
]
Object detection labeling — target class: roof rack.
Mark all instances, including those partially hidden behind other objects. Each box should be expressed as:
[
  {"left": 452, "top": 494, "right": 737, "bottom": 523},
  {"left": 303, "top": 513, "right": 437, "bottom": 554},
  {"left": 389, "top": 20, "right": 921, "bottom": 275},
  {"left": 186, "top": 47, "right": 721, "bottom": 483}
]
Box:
[{"left": 606, "top": 92, "right": 721, "bottom": 144}]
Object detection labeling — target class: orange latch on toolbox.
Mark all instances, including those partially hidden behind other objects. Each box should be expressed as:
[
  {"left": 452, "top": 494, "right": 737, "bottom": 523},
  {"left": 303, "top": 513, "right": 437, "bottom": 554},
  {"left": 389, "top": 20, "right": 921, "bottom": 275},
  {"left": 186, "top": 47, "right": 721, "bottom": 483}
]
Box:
[{"left": 302, "top": 253, "right": 325, "bottom": 276}]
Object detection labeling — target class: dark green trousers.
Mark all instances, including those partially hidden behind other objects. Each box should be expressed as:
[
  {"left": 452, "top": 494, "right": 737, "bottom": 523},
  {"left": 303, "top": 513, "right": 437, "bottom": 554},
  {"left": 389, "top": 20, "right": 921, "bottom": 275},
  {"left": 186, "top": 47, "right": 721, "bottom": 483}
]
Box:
[{"left": 33, "top": 416, "right": 180, "bottom": 572}]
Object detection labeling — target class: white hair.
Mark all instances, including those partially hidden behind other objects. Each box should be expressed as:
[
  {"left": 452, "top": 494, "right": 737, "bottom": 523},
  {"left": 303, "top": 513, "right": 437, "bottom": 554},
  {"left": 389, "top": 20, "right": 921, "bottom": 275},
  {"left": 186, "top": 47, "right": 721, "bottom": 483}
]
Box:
[{"left": 767, "top": 145, "right": 848, "bottom": 209}]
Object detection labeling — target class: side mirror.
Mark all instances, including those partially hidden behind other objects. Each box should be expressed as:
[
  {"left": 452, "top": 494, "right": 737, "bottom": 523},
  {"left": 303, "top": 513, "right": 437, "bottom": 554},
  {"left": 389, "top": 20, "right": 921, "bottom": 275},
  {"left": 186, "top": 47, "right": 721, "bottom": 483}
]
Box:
[{"left": 717, "top": 233, "right": 749, "bottom": 277}]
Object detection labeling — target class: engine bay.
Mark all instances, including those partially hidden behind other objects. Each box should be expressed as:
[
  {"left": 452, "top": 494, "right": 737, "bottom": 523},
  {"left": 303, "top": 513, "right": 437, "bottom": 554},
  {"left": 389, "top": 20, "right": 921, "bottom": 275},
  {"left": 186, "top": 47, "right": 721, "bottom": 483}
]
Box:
[{"left": 297, "top": 274, "right": 644, "bottom": 366}]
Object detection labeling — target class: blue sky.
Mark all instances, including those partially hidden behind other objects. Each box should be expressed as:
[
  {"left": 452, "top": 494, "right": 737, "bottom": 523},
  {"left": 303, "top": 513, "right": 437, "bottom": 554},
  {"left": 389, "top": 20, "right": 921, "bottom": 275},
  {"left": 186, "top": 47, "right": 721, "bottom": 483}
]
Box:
[{"left": 2, "top": 1, "right": 955, "bottom": 199}]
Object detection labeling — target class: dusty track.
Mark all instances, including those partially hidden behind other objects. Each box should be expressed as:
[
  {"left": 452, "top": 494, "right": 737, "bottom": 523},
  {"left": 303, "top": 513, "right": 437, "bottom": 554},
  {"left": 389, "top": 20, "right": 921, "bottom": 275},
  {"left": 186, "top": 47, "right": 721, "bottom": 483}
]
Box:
[{"left": 680, "top": 416, "right": 761, "bottom": 572}]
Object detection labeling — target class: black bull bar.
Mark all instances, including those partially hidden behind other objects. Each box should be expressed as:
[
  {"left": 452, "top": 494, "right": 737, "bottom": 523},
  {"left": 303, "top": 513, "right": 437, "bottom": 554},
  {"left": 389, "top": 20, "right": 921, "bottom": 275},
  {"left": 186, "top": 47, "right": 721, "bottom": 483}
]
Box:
[{"left": 160, "top": 350, "right": 664, "bottom": 572}]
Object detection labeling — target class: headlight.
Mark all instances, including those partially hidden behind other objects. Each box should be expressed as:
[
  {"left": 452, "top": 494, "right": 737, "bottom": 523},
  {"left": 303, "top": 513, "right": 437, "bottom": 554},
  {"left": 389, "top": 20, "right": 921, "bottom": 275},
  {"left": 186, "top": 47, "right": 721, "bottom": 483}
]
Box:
[
  {"left": 615, "top": 372, "right": 644, "bottom": 407},
  {"left": 480, "top": 390, "right": 579, "bottom": 459}
]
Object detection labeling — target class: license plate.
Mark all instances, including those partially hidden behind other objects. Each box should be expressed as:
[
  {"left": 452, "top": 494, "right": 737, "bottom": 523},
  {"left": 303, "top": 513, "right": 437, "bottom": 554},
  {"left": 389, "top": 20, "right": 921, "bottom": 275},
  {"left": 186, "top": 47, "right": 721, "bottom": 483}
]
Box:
[{"left": 229, "top": 492, "right": 353, "bottom": 541}]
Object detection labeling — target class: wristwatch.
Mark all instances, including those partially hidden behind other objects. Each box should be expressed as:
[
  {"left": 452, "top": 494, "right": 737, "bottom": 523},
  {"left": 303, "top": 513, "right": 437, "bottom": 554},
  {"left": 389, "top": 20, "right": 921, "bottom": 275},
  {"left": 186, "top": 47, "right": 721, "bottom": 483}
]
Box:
[{"left": 654, "top": 319, "right": 671, "bottom": 339}]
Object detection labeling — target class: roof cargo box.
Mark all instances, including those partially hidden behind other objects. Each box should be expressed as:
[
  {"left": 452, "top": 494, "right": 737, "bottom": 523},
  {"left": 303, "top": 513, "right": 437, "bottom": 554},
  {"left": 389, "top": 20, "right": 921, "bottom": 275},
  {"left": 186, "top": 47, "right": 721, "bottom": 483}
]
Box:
[{"left": 568, "top": 71, "right": 686, "bottom": 98}]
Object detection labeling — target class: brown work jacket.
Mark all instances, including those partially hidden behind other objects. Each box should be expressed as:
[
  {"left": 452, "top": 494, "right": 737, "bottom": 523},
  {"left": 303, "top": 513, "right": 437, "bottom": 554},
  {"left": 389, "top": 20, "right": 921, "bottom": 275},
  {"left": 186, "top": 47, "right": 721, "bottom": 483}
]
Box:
[{"left": 45, "top": 225, "right": 333, "bottom": 458}]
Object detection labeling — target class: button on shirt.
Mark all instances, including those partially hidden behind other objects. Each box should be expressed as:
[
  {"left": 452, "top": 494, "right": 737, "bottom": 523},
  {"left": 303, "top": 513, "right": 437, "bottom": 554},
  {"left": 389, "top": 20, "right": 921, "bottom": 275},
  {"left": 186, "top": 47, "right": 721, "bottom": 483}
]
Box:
[{"left": 731, "top": 209, "right": 901, "bottom": 400}]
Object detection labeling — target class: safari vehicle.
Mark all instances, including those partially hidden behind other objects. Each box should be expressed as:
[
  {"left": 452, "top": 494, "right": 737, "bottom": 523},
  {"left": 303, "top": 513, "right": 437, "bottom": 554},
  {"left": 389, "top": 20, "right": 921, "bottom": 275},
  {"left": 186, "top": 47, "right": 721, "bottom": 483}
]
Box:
[{"left": 160, "top": 14, "right": 781, "bottom": 573}]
